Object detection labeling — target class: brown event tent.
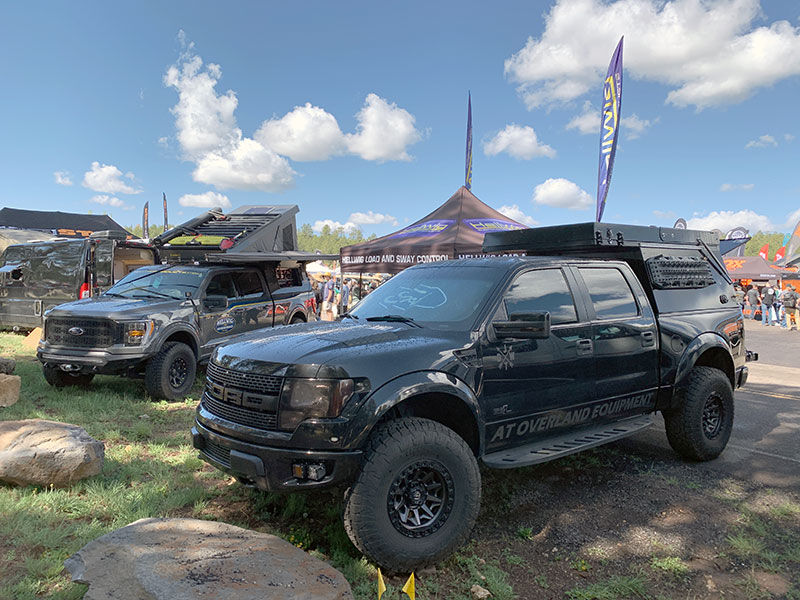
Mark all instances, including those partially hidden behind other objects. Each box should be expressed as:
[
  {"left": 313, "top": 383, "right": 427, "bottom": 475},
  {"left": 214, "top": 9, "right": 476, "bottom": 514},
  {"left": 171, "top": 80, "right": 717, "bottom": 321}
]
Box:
[
  {"left": 340, "top": 186, "right": 526, "bottom": 274},
  {"left": 724, "top": 255, "right": 795, "bottom": 280}
]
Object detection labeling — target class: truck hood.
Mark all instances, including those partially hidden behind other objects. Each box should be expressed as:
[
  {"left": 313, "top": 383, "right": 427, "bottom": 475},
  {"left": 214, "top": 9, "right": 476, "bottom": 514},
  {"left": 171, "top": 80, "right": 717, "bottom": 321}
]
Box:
[
  {"left": 213, "top": 320, "right": 466, "bottom": 379},
  {"left": 45, "top": 296, "right": 185, "bottom": 319}
]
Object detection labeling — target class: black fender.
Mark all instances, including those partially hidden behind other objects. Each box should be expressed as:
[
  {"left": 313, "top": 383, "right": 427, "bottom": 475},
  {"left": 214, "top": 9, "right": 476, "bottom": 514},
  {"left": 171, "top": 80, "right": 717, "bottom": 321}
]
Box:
[
  {"left": 343, "top": 370, "right": 484, "bottom": 454},
  {"left": 673, "top": 332, "right": 734, "bottom": 395},
  {"left": 286, "top": 307, "right": 307, "bottom": 324},
  {"left": 153, "top": 323, "right": 202, "bottom": 358}
]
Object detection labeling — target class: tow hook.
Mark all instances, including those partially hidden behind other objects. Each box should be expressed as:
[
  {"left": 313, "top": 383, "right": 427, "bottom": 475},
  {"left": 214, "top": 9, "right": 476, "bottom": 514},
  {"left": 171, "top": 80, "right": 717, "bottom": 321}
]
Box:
[{"left": 58, "top": 364, "right": 82, "bottom": 372}]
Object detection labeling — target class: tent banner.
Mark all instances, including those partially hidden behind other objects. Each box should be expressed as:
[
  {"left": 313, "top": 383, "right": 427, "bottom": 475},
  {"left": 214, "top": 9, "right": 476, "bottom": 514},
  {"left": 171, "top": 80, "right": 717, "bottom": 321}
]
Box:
[{"left": 596, "top": 36, "right": 623, "bottom": 222}]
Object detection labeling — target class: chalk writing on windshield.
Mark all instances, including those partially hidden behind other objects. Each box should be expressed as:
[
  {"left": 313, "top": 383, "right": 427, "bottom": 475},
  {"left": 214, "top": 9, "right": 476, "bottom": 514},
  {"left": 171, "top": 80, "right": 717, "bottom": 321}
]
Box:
[{"left": 380, "top": 285, "right": 447, "bottom": 312}]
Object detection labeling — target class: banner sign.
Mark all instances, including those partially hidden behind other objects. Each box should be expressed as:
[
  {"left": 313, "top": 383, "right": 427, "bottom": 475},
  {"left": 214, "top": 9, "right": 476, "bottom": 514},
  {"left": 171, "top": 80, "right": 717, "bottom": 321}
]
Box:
[
  {"left": 463, "top": 218, "right": 525, "bottom": 234},
  {"left": 142, "top": 201, "right": 149, "bottom": 238},
  {"left": 390, "top": 220, "right": 454, "bottom": 238},
  {"left": 163, "top": 192, "right": 168, "bottom": 231},
  {"left": 596, "top": 36, "right": 624, "bottom": 222}
]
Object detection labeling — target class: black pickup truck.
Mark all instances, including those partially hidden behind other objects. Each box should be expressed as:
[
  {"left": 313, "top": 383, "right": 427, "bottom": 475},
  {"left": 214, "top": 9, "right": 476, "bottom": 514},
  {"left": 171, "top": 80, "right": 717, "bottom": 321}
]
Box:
[{"left": 191, "top": 222, "right": 751, "bottom": 570}]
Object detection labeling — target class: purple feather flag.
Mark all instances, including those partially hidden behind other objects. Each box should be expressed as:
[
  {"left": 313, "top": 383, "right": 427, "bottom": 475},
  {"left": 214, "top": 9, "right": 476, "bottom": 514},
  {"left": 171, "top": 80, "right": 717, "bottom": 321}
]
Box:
[
  {"left": 596, "top": 36, "right": 623, "bottom": 222},
  {"left": 465, "top": 93, "right": 473, "bottom": 190}
]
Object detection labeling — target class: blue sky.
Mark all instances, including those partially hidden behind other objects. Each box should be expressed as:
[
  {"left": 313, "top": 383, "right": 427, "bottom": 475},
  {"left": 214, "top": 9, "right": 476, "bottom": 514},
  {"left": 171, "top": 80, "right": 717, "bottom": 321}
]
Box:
[{"left": 1, "top": 0, "right": 799, "bottom": 237}]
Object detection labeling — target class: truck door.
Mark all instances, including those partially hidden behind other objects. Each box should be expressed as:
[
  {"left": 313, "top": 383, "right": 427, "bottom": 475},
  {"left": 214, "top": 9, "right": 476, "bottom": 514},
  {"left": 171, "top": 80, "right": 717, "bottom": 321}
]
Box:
[
  {"left": 573, "top": 266, "right": 659, "bottom": 421},
  {"left": 481, "top": 267, "right": 595, "bottom": 452},
  {"left": 229, "top": 269, "right": 273, "bottom": 333}
]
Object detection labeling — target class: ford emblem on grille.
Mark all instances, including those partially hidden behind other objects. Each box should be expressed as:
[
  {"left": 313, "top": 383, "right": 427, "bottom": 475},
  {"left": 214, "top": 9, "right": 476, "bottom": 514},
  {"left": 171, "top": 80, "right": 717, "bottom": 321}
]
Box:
[{"left": 67, "top": 327, "right": 85, "bottom": 336}]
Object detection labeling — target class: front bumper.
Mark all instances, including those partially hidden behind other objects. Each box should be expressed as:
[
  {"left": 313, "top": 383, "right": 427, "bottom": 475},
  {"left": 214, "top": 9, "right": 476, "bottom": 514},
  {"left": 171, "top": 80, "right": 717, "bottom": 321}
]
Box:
[
  {"left": 192, "top": 419, "right": 362, "bottom": 492},
  {"left": 37, "top": 345, "right": 151, "bottom": 375}
]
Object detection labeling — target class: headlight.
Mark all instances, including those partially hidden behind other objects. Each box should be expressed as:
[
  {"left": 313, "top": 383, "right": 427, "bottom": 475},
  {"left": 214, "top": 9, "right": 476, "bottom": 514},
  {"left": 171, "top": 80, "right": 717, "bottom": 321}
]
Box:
[
  {"left": 124, "top": 321, "right": 153, "bottom": 346},
  {"left": 278, "top": 378, "right": 354, "bottom": 432}
]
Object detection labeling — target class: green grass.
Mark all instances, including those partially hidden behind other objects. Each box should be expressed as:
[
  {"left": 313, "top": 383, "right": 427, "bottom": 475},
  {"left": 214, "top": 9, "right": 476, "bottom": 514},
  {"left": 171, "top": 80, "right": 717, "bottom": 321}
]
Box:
[
  {"left": 649, "top": 556, "right": 689, "bottom": 578},
  {"left": 566, "top": 575, "right": 649, "bottom": 600}
]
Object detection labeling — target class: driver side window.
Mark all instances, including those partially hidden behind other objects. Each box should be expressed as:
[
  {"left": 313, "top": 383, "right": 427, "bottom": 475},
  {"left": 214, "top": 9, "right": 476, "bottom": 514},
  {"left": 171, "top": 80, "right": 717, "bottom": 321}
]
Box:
[
  {"left": 503, "top": 269, "right": 577, "bottom": 325},
  {"left": 205, "top": 273, "right": 237, "bottom": 298}
]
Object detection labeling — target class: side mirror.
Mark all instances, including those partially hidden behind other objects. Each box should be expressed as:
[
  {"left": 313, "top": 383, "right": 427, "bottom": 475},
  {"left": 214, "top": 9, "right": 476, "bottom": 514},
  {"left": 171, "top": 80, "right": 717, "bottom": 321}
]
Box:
[
  {"left": 203, "top": 295, "right": 228, "bottom": 312},
  {"left": 493, "top": 312, "right": 550, "bottom": 339}
]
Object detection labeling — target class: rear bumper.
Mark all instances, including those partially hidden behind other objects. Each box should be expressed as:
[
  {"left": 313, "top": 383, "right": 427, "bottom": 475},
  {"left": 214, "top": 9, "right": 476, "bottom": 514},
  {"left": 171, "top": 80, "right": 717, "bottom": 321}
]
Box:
[{"left": 192, "top": 419, "right": 362, "bottom": 492}]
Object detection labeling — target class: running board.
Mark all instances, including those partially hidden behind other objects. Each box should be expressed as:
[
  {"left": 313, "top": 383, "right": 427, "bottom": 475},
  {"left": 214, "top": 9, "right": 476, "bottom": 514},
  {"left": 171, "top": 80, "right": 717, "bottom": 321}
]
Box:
[{"left": 482, "top": 415, "right": 655, "bottom": 469}]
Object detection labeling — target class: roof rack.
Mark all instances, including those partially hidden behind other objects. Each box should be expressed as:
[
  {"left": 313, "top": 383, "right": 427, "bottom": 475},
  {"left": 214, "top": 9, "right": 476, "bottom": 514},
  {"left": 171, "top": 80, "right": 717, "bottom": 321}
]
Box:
[
  {"left": 482, "top": 222, "right": 720, "bottom": 254},
  {"left": 152, "top": 205, "right": 301, "bottom": 264}
]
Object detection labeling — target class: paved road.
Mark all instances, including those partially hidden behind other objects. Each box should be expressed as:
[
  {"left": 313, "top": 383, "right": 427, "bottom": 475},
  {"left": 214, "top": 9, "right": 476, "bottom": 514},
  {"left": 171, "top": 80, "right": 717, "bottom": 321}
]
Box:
[{"left": 619, "top": 319, "right": 800, "bottom": 489}]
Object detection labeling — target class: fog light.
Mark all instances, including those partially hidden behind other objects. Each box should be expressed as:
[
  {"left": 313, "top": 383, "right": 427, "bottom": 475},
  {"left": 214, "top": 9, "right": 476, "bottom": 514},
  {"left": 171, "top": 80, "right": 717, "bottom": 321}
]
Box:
[
  {"left": 292, "top": 463, "right": 305, "bottom": 479},
  {"left": 306, "top": 463, "right": 326, "bottom": 481}
]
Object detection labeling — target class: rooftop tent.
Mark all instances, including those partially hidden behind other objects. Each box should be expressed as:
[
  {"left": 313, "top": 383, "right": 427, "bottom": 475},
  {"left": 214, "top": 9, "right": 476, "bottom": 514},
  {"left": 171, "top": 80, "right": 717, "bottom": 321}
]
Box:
[
  {"left": 723, "top": 255, "right": 795, "bottom": 280},
  {"left": 339, "top": 186, "right": 526, "bottom": 274},
  {"left": 0, "top": 207, "right": 130, "bottom": 238}
]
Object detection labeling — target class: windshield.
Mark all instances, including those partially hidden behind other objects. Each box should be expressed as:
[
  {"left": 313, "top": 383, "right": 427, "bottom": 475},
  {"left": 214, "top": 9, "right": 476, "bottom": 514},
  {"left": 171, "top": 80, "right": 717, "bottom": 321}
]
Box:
[
  {"left": 105, "top": 266, "right": 205, "bottom": 300},
  {"left": 349, "top": 265, "right": 503, "bottom": 329}
]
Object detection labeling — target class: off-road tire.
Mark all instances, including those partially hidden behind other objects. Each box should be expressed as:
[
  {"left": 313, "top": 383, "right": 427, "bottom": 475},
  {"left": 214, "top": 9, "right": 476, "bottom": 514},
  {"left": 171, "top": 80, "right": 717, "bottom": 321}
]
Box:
[
  {"left": 343, "top": 417, "right": 481, "bottom": 571},
  {"left": 42, "top": 365, "right": 94, "bottom": 388},
  {"left": 290, "top": 314, "right": 305, "bottom": 325},
  {"left": 663, "top": 366, "right": 734, "bottom": 461},
  {"left": 144, "top": 342, "right": 196, "bottom": 400}
]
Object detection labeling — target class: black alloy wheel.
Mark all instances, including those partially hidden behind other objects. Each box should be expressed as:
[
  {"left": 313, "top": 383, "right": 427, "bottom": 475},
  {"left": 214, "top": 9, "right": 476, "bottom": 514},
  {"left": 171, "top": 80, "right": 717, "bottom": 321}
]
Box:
[
  {"left": 168, "top": 356, "right": 189, "bottom": 389},
  {"left": 702, "top": 393, "right": 724, "bottom": 439},
  {"left": 388, "top": 459, "right": 454, "bottom": 537}
]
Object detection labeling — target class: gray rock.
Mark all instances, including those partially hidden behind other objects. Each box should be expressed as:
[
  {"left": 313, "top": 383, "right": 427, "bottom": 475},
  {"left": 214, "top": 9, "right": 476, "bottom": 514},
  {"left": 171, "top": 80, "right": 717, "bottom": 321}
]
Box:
[
  {"left": 65, "top": 518, "right": 353, "bottom": 600},
  {"left": 0, "top": 373, "right": 20, "bottom": 407},
  {"left": 0, "top": 419, "right": 104, "bottom": 487},
  {"left": 0, "top": 356, "right": 16, "bottom": 375}
]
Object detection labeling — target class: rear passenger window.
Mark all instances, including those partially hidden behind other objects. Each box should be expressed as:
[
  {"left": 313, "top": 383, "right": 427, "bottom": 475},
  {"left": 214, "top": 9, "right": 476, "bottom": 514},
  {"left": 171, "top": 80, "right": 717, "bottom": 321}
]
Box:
[
  {"left": 503, "top": 269, "right": 577, "bottom": 325},
  {"left": 579, "top": 268, "right": 638, "bottom": 319},
  {"left": 233, "top": 271, "right": 264, "bottom": 297}
]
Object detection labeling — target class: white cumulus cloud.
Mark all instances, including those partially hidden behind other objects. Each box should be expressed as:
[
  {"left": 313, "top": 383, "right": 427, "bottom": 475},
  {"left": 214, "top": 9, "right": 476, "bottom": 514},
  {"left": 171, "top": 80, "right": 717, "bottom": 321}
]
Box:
[
  {"left": 622, "top": 114, "right": 656, "bottom": 140},
  {"left": 498, "top": 204, "right": 538, "bottom": 227},
  {"left": 82, "top": 162, "right": 141, "bottom": 195},
  {"left": 164, "top": 38, "right": 295, "bottom": 192},
  {"left": 178, "top": 191, "right": 231, "bottom": 209},
  {"left": 312, "top": 219, "right": 357, "bottom": 233},
  {"left": 256, "top": 103, "right": 346, "bottom": 162},
  {"left": 54, "top": 171, "right": 73, "bottom": 186},
  {"left": 532, "top": 178, "right": 592, "bottom": 210},
  {"left": 687, "top": 210, "right": 777, "bottom": 232},
  {"left": 483, "top": 124, "right": 556, "bottom": 159},
  {"left": 349, "top": 211, "right": 398, "bottom": 226},
  {"left": 505, "top": 0, "right": 800, "bottom": 110},
  {"left": 89, "top": 195, "right": 127, "bottom": 208},
  {"left": 566, "top": 101, "right": 599, "bottom": 135},
  {"left": 745, "top": 134, "right": 778, "bottom": 149},
  {"left": 345, "top": 94, "right": 423, "bottom": 162},
  {"left": 720, "top": 183, "right": 755, "bottom": 192}
]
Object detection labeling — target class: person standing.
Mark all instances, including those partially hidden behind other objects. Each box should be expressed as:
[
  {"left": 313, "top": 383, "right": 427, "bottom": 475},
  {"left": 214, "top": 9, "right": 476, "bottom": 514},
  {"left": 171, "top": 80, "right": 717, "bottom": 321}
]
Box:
[
  {"left": 745, "top": 285, "right": 760, "bottom": 320},
  {"left": 783, "top": 284, "right": 800, "bottom": 331},
  {"left": 321, "top": 274, "right": 337, "bottom": 321},
  {"left": 340, "top": 279, "right": 351, "bottom": 315},
  {"left": 761, "top": 283, "right": 776, "bottom": 326}
]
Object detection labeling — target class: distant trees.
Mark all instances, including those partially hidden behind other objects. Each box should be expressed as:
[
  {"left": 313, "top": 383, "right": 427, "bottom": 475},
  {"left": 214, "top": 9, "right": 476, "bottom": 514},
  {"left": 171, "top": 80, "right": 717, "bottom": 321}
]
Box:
[
  {"left": 297, "top": 223, "right": 376, "bottom": 255},
  {"left": 126, "top": 224, "right": 169, "bottom": 239},
  {"left": 744, "top": 231, "right": 786, "bottom": 260}
]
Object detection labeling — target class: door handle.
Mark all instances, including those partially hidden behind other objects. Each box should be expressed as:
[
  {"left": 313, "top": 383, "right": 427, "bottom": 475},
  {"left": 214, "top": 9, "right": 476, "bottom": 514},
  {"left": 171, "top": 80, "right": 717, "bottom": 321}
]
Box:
[
  {"left": 576, "top": 338, "right": 593, "bottom": 355},
  {"left": 641, "top": 331, "right": 655, "bottom": 347}
]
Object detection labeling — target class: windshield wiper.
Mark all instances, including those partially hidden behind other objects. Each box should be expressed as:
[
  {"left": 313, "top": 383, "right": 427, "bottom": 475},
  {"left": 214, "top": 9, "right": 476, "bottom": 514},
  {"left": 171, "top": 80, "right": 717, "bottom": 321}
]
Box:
[
  {"left": 127, "top": 288, "right": 178, "bottom": 300},
  {"left": 365, "top": 314, "right": 422, "bottom": 328},
  {"left": 340, "top": 313, "right": 359, "bottom": 320},
  {"left": 102, "top": 292, "right": 126, "bottom": 298}
]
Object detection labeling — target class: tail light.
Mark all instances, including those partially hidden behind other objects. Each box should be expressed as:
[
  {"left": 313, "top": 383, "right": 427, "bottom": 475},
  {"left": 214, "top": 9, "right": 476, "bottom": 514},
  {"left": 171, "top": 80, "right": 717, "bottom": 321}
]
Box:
[{"left": 79, "top": 283, "right": 90, "bottom": 299}]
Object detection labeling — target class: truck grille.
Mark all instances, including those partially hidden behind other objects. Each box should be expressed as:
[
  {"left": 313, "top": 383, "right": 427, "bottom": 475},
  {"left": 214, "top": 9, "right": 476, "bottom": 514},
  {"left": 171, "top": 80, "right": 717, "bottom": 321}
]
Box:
[
  {"left": 201, "top": 394, "right": 279, "bottom": 431},
  {"left": 206, "top": 362, "right": 283, "bottom": 395},
  {"left": 45, "top": 318, "right": 121, "bottom": 348},
  {"left": 201, "top": 438, "right": 231, "bottom": 468}
]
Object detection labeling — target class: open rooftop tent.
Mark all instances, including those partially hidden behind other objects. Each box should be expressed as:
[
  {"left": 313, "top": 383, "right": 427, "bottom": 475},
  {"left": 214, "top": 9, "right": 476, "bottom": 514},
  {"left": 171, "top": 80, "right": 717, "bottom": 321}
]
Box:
[
  {"left": 0, "top": 207, "right": 130, "bottom": 239},
  {"left": 339, "top": 186, "right": 526, "bottom": 274}
]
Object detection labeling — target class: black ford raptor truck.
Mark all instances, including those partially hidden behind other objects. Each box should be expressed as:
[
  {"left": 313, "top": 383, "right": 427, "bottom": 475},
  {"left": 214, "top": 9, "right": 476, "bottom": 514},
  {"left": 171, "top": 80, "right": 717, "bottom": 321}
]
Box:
[{"left": 191, "top": 222, "right": 753, "bottom": 570}]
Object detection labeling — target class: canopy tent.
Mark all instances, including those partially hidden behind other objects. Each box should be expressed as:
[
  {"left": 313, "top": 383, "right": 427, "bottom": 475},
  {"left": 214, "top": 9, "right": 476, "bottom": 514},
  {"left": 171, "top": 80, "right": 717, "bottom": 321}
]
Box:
[
  {"left": 724, "top": 256, "right": 795, "bottom": 280},
  {"left": 339, "top": 186, "right": 526, "bottom": 274},
  {"left": 0, "top": 207, "right": 130, "bottom": 238}
]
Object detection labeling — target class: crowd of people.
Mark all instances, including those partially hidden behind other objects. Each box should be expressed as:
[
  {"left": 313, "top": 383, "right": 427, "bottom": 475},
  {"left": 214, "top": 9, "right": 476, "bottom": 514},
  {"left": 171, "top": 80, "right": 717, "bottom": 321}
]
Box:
[
  {"left": 310, "top": 273, "right": 381, "bottom": 321},
  {"left": 733, "top": 282, "right": 799, "bottom": 330}
]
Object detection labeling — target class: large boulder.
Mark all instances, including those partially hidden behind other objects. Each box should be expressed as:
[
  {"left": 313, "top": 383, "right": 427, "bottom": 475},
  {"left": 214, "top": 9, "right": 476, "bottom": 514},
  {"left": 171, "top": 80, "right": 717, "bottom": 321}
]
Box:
[
  {"left": 65, "top": 518, "right": 353, "bottom": 600},
  {"left": 0, "top": 373, "right": 21, "bottom": 407},
  {"left": 0, "top": 420, "right": 104, "bottom": 487},
  {"left": 0, "top": 356, "right": 16, "bottom": 374}
]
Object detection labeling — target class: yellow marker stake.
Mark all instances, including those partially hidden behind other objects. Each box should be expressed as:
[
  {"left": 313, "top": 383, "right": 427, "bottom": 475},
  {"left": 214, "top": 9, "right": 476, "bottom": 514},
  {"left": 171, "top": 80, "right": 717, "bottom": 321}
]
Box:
[
  {"left": 377, "top": 568, "right": 386, "bottom": 600},
  {"left": 402, "top": 572, "right": 415, "bottom": 600}
]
